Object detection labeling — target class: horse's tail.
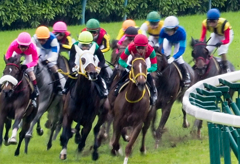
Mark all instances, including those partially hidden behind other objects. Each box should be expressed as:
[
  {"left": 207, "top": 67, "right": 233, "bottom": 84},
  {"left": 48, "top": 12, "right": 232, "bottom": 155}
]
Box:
[{"left": 111, "top": 39, "right": 119, "bottom": 50}]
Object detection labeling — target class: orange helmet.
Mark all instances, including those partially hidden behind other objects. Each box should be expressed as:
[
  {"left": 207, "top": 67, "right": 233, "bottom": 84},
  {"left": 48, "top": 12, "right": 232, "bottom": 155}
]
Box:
[
  {"left": 35, "top": 26, "right": 50, "bottom": 39},
  {"left": 122, "top": 19, "right": 136, "bottom": 31}
]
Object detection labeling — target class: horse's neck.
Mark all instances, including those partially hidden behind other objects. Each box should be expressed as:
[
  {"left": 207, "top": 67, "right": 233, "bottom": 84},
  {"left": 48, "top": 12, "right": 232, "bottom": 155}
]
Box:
[
  {"left": 35, "top": 65, "right": 52, "bottom": 88},
  {"left": 126, "top": 81, "right": 144, "bottom": 99},
  {"left": 75, "top": 75, "right": 92, "bottom": 95}
]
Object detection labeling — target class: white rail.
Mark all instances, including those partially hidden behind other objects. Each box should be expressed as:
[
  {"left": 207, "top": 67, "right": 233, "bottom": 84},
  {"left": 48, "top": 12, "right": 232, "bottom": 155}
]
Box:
[{"left": 183, "top": 70, "right": 240, "bottom": 127}]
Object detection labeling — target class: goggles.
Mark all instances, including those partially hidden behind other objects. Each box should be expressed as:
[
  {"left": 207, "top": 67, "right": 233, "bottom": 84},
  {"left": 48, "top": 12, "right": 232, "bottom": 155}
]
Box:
[
  {"left": 136, "top": 46, "right": 146, "bottom": 50},
  {"left": 19, "top": 45, "right": 29, "bottom": 49},
  {"left": 54, "top": 32, "right": 65, "bottom": 36}
]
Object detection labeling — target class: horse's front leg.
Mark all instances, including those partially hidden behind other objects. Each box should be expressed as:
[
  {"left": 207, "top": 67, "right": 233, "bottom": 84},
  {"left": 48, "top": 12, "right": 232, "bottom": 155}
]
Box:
[
  {"left": 15, "top": 118, "right": 31, "bottom": 156},
  {"left": 8, "top": 111, "right": 24, "bottom": 145},
  {"left": 4, "top": 118, "right": 11, "bottom": 146},
  {"left": 77, "top": 123, "right": 93, "bottom": 153},
  {"left": 59, "top": 115, "right": 73, "bottom": 160},
  {"left": 0, "top": 114, "right": 6, "bottom": 147},
  {"left": 182, "top": 108, "right": 190, "bottom": 128}
]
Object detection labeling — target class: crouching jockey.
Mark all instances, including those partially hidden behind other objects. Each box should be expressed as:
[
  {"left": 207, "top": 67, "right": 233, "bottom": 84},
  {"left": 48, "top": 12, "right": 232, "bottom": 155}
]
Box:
[
  {"left": 159, "top": 16, "right": 191, "bottom": 87},
  {"left": 5, "top": 32, "right": 39, "bottom": 107},
  {"left": 32, "top": 26, "right": 63, "bottom": 94},
  {"left": 62, "top": 31, "right": 108, "bottom": 98},
  {"left": 117, "top": 34, "right": 158, "bottom": 105}
]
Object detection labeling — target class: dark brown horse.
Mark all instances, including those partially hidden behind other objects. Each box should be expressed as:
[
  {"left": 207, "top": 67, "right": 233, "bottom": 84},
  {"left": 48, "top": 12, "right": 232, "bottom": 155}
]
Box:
[
  {"left": 59, "top": 46, "right": 108, "bottom": 160},
  {"left": 152, "top": 52, "right": 196, "bottom": 148},
  {"left": 0, "top": 55, "right": 37, "bottom": 156},
  {"left": 190, "top": 38, "right": 235, "bottom": 137},
  {"left": 111, "top": 56, "right": 154, "bottom": 164}
]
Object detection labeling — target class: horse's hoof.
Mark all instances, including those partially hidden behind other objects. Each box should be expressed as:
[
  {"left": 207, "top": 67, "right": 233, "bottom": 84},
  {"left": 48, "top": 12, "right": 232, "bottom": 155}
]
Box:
[
  {"left": 92, "top": 151, "right": 99, "bottom": 161},
  {"left": 140, "top": 147, "right": 146, "bottom": 154},
  {"left": 8, "top": 138, "right": 17, "bottom": 145},
  {"left": 25, "top": 133, "right": 32, "bottom": 138},
  {"left": 111, "top": 149, "right": 117, "bottom": 156},
  {"left": 37, "top": 128, "right": 44, "bottom": 136},
  {"left": 47, "top": 143, "right": 52, "bottom": 150},
  {"left": 182, "top": 122, "right": 190, "bottom": 128},
  {"left": 45, "top": 120, "right": 52, "bottom": 129},
  {"left": 15, "top": 151, "right": 20, "bottom": 156},
  {"left": 59, "top": 154, "right": 67, "bottom": 160}
]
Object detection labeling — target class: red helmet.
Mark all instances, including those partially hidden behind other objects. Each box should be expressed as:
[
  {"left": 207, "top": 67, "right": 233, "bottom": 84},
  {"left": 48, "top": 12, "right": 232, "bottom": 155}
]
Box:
[{"left": 134, "top": 34, "right": 148, "bottom": 46}]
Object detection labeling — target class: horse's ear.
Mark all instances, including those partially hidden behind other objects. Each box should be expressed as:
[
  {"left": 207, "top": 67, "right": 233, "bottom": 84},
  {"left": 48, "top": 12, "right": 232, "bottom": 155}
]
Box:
[
  {"left": 204, "top": 37, "right": 207, "bottom": 43},
  {"left": 89, "top": 44, "right": 96, "bottom": 55},
  {"left": 190, "top": 37, "right": 195, "bottom": 48},
  {"left": 3, "top": 54, "right": 7, "bottom": 64}
]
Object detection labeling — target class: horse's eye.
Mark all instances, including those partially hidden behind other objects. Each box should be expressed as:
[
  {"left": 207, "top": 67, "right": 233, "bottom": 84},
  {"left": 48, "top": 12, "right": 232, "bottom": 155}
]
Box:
[
  {"left": 81, "top": 58, "right": 86, "bottom": 65},
  {"left": 93, "top": 57, "right": 96, "bottom": 62}
]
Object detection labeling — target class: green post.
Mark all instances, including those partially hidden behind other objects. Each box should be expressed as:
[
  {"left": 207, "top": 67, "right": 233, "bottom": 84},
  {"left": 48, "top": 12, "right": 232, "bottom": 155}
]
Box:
[
  {"left": 208, "top": 123, "right": 216, "bottom": 164},
  {"left": 222, "top": 127, "right": 231, "bottom": 164},
  {"left": 230, "top": 102, "right": 240, "bottom": 116},
  {"left": 214, "top": 126, "right": 221, "bottom": 164},
  {"left": 226, "top": 127, "right": 239, "bottom": 158},
  {"left": 236, "top": 98, "right": 240, "bottom": 111},
  {"left": 237, "top": 129, "right": 240, "bottom": 164},
  {"left": 123, "top": 0, "right": 128, "bottom": 20}
]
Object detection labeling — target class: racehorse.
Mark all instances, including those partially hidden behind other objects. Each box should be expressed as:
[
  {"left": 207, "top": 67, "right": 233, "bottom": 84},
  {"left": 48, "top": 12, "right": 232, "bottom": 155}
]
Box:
[
  {"left": 111, "top": 55, "right": 154, "bottom": 164},
  {"left": 25, "top": 55, "right": 68, "bottom": 150},
  {"left": 0, "top": 55, "right": 38, "bottom": 156},
  {"left": 59, "top": 45, "right": 108, "bottom": 160},
  {"left": 152, "top": 51, "right": 196, "bottom": 148},
  {"left": 190, "top": 38, "right": 235, "bottom": 138}
]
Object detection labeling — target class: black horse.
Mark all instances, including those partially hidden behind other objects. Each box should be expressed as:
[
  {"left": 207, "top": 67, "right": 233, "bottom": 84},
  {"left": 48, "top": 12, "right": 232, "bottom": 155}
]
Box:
[
  {"left": 0, "top": 55, "right": 37, "bottom": 156},
  {"left": 59, "top": 46, "right": 108, "bottom": 160},
  {"left": 190, "top": 38, "right": 235, "bottom": 137},
  {"left": 152, "top": 52, "right": 196, "bottom": 148}
]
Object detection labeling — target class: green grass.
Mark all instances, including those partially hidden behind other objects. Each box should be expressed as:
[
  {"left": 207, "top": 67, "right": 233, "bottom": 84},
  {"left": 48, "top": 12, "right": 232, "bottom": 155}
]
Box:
[{"left": 0, "top": 11, "right": 240, "bottom": 163}]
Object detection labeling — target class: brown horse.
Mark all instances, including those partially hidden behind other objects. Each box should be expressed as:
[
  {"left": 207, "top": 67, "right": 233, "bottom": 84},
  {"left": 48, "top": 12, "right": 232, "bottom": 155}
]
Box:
[
  {"left": 59, "top": 46, "right": 108, "bottom": 160},
  {"left": 0, "top": 55, "right": 38, "bottom": 156},
  {"left": 152, "top": 52, "right": 196, "bottom": 148},
  {"left": 190, "top": 38, "right": 235, "bottom": 138},
  {"left": 111, "top": 56, "right": 154, "bottom": 164}
]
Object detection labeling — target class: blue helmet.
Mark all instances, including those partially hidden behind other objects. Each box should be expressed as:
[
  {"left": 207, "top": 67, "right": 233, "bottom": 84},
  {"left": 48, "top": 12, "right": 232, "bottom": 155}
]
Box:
[{"left": 207, "top": 8, "right": 220, "bottom": 20}]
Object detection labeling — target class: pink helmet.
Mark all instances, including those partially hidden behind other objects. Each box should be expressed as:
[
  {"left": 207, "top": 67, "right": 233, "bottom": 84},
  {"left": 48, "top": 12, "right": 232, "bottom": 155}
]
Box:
[
  {"left": 17, "top": 32, "right": 32, "bottom": 46},
  {"left": 53, "top": 21, "right": 67, "bottom": 32}
]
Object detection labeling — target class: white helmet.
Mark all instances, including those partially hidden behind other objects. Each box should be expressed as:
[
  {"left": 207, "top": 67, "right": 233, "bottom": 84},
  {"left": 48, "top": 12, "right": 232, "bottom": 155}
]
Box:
[{"left": 164, "top": 16, "right": 179, "bottom": 29}]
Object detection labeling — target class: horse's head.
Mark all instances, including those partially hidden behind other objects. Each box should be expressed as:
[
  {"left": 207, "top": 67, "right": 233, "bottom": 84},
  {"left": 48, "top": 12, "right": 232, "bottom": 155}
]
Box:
[
  {"left": 76, "top": 45, "right": 99, "bottom": 81},
  {"left": 190, "top": 37, "right": 210, "bottom": 76},
  {"left": 129, "top": 55, "right": 147, "bottom": 91},
  {"left": 0, "top": 55, "right": 23, "bottom": 98}
]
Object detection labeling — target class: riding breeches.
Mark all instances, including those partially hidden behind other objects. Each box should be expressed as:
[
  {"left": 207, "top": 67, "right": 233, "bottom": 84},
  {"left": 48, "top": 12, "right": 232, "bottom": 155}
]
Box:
[
  {"left": 206, "top": 29, "right": 234, "bottom": 55},
  {"left": 163, "top": 39, "right": 185, "bottom": 64}
]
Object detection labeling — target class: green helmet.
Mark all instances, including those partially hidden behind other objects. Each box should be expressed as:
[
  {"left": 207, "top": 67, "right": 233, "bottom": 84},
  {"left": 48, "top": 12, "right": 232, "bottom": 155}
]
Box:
[
  {"left": 147, "top": 11, "right": 161, "bottom": 22},
  {"left": 86, "top": 18, "right": 100, "bottom": 30},
  {"left": 78, "top": 31, "right": 93, "bottom": 44}
]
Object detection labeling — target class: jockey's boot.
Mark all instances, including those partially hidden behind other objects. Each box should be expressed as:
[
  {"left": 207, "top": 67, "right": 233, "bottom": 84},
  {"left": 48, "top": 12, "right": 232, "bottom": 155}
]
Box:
[
  {"left": 180, "top": 64, "right": 191, "bottom": 88},
  {"left": 53, "top": 72, "right": 62, "bottom": 94},
  {"left": 95, "top": 76, "right": 108, "bottom": 99},
  {"left": 31, "top": 84, "right": 40, "bottom": 108},
  {"left": 221, "top": 60, "right": 230, "bottom": 73},
  {"left": 114, "top": 70, "right": 129, "bottom": 96},
  {"left": 62, "top": 77, "right": 74, "bottom": 94},
  {"left": 147, "top": 74, "right": 157, "bottom": 105}
]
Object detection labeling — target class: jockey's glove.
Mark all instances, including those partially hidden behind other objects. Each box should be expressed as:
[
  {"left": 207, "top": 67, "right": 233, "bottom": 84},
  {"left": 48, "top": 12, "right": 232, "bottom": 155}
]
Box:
[
  {"left": 41, "top": 60, "right": 49, "bottom": 65},
  {"left": 127, "top": 65, "right": 131, "bottom": 71},
  {"left": 215, "top": 42, "right": 223, "bottom": 47},
  {"left": 21, "top": 64, "right": 28, "bottom": 72},
  {"left": 167, "top": 57, "right": 175, "bottom": 64},
  {"left": 72, "top": 65, "right": 79, "bottom": 72}
]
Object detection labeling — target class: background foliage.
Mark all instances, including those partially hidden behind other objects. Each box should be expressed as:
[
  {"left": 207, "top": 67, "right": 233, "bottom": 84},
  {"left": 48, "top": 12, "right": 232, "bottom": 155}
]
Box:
[{"left": 0, "top": 0, "right": 240, "bottom": 30}]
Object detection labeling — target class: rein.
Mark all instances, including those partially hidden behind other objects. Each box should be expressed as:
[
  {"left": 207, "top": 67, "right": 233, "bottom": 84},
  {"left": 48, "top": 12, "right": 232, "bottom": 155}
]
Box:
[{"left": 125, "top": 58, "right": 147, "bottom": 103}]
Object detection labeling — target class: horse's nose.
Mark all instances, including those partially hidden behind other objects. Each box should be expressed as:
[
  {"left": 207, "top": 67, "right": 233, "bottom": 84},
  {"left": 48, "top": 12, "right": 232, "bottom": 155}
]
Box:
[
  {"left": 137, "top": 82, "right": 145, "bottom": 91},
  {"left": 3, "top": 89, "right": 14, "bottom": 98},
  {"left": 88, "top": 72, "right": 98, "bottom": 80}
]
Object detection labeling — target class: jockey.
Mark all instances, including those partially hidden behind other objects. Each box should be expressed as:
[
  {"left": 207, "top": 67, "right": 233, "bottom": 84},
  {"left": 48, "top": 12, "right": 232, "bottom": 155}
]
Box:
[
  {"left": 32, "top": 26, "right": 63, "bottom": 94},
  {"left": 82, "top": 18, "right": 110, "bottom": 53},
  {"left": 140, "top": 11, "right": 164, "bottom": 47},
  {"left": 118, "top": 34, "right": 158, "bottom": 105},
  {"left": 52, "top": 21, "right": 74, "bottom": 53},
  {"left": 200, "top": 8, "right": 233, "bottom": 72},
  {"left": 158, "top": 16, "right": 191, "bottom": 87},
  {"left": 117, "top": 26, "right": 139, "bottom": 49},
  {"left": 116, "top": 19, "right": 142, "bottom": 40},
  {"left": 63, "top": 31, "right": 108, "bottom": 98},
  {"left": 5, "top": 32, "right": 39, "bottom": 107}
]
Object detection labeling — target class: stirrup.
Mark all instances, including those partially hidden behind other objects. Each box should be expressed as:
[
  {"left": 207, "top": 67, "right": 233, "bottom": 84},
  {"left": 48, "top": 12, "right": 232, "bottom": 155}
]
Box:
[{"left": 32, "top": 99, "right": 37, "bottom": 108}]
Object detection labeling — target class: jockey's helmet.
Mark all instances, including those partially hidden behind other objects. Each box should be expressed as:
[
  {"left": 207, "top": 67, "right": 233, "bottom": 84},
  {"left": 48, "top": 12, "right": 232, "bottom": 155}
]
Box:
[
  {"left": 122, "top": 19, "right": 136, "bottom": 31},
  {"left": 53, "top": 21, "right": 67, "bottom": 32},
  {"left": 207, "top": 8, "right": 220, "bottom": 20},
  {"left": 17, "top": 32, "right": 32, "bottom": 46},
  {"left": 124, "top": 26, "right": 138, "bottom": 37},
  {"left": 78, "top": 31, "right": 93, "bottom": 44},
  {"left": 36, "top": 26, "right": 50, "bottom": 39},
  {"left": 164, "top": 16, "right": 179, "bottom": 29},
  {"left": 147, "top": 11, "right": 161, "bottom": 22},
  {"left": 86, "top": 18, "right": 100, "bottom": 31},
  {"left": 134, "top": 34, "right": 148, "bottom": 46}
]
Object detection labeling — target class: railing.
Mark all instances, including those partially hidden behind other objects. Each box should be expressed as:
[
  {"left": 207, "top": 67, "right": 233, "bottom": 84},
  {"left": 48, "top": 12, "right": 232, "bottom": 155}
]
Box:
[{"left": 183, "top": 70, "right": 240, "bottom": 164}]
